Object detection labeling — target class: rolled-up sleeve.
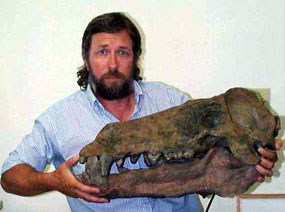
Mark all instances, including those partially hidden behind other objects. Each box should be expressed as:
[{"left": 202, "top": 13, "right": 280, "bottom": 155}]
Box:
[{"left": 1, "top": 119, "right": 55, "bottom": 174}]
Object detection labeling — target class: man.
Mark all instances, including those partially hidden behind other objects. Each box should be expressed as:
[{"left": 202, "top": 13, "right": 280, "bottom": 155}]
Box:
[{"left": 1, "top": 12, "right": 281, "bottom": 212}]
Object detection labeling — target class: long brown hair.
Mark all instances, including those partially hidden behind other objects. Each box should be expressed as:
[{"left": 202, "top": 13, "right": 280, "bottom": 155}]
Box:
[{"left": 77, "top": 12, "right": 142, "bottom": 89}]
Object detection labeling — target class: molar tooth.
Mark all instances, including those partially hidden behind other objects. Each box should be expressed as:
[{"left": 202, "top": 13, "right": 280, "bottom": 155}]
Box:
[
  {"left": 100, "top": 153, "right": 113, "bottom": 176},
  {"left": 144, "top": 152, "right": 161, "bottom": 167},
  {"left": 182, "top": 150, "right": 194, "bottom": 159},
  {"left": 130, "top": 154, "right": 140, "bottom": 164},
  {"left": 147, "top": 152, "right": 162, "bottom": 165},
  {"left": 177, "top": 152, "right": 183, "bottom": 159},
  {"left": 164, "top": 152, "right": 174, "bottom": 161}
]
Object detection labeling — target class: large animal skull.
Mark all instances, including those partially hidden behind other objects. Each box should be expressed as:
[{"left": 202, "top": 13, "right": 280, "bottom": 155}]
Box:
[{"left": 78, "top": 88, "right": 280, "bottom": 198}]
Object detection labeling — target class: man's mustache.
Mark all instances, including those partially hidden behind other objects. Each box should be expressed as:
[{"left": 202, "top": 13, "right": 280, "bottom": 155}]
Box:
[{"left": 103, "top": 69, "right": 126, "bottom": 79}]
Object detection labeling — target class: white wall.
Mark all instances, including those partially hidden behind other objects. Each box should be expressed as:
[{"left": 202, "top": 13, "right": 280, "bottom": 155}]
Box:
[{"left": 1, "top": 1, "right": 284, "bottom": 211}]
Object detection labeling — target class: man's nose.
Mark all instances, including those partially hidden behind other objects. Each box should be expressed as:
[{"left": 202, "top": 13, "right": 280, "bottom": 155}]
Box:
[{"left": 108, "top": 53, "right": 118, "bottom": 70}]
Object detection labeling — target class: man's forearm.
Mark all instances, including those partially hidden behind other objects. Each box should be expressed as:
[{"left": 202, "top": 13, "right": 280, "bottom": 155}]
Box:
[{"left": 1, "top": 164, "right": 53, "bottom": 196}]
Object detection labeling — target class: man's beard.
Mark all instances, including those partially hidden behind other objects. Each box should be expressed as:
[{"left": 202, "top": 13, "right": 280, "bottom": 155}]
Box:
[{"left": 89, "top": 69, "right": 134, "bottom": 100}]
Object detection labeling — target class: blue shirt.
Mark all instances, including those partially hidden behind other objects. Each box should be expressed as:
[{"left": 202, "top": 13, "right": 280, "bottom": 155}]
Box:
[{"left": 2, "top": 81, "right": 201, "bottom": 212}]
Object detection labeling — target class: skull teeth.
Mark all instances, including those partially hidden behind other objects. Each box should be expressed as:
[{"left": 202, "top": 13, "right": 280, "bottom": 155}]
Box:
[
  {"left": 84, "top": 155, "right": 107, "bottom": 184},
  {"left": 116, "top": 158, "right": 125, "bottom": 168},
  {"left": 130, "top": 154, "right": 140, "bottom": 164},
  {"left": 164, "top": 150, "right": 194, "bottom": 162},
  {"left": 117, "top": 166, "right": 129, "bottom": 173},
  {"left": 143, "top": 152, "right": 162, "bottom": 167},
  {"left": 84, "top": 149, "right": 196, "bottom": 181},
  {"left": 182, "top": 150, "right": 194, "bottom": 159},
  {"left": 86, "top": 155, "right": 99, "bottom": 170},
  {"left": 164, "top": 152, "right": 177, "bottom": 161},
  {"left": 100, "top": 153, "right": 113, "bottom": 176}
]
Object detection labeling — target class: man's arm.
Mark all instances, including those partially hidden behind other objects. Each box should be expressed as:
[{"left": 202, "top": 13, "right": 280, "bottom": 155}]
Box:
[{"left": 1, "top": 155, "right": 109, "bottom": 203}]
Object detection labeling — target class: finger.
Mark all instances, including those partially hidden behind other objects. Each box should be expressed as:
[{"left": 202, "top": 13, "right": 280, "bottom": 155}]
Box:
[
  {"left": 256, "top": 164, "right": 273, "bottom": 177},
  {"left": 260, "top": 157, "right": 274, "bottom": 169},
  {"left": 74, "top": 189, "right": 109, "bottom": 203},
  {"left": 82, "top": 195, "right": 109, "bottom": 203},
  {"left": 65, "top": 155, "right": 80, "bottom": 168},
  {"left": 257, "top": 176, "right": 264, "bottom": 183},
  {"left": 62, "top": 182, "right": 103, "bottom": 199},
  {"left": 257, "top": 148, "right": 278, "bottom": 161},
  {"left": 275, "top": 139, "right": 283, "bottom": 150},
  {"left": 75, "top": 182, "right": 101, "bottom": 194},
  {"left": 69, "top": 177, "right": 101, "bottom": 194},
  {"left": 59, "top": 161, "right": 101, "bottom": 194}
]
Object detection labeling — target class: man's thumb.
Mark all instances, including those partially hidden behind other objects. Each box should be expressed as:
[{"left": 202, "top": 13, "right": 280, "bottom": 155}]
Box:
[{"left": 65, "top": 155, "right": 79, "bottom": 167}]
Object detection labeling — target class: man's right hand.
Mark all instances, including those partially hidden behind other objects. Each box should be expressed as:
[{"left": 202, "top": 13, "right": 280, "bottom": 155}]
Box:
[
  {"left": 1, "top": 156, "right": 109, "bottom": 203},
  {"left": 49, "top": 155, "right": 109, "bottom": 203}
]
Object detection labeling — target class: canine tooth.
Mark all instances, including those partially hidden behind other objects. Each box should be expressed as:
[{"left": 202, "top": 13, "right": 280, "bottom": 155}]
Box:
[
  {"left": 86, "top": 155, "right": 98, "bottom": 167},
  {"left": 100, "top": 153, "right": 113, "bottom": 176},
  {"left": 85, "top": 156, "right": 107, "bottom": 184},
  {"left": 130, "top": 154, "right": 140, "bottom": 164},
  {"left": 85, "top": 155, "right": 99, "bottom": 175}
]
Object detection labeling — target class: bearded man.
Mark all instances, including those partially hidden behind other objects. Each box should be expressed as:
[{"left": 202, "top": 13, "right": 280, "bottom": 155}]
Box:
[{"left": 1, "top": 12, "right": 280, "bottom": 212}]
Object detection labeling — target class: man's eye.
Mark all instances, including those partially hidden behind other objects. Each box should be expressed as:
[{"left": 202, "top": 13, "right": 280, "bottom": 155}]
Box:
[
  {"left": 97, "top": 49, "right": 108, "bottom": 55},
  {"left": 118, "top": 49, "right": 129, "bottom": 56}
]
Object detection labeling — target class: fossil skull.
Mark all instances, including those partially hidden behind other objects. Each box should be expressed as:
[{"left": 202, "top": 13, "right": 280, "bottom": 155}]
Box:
[{"left": 78, "top": 88, "right": 280, "bottom": 198}]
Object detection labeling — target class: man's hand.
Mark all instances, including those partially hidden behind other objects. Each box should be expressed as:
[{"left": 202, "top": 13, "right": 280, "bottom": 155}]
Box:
[
  {"left": 49, "top": 155, "right": 109, "bottom": 203},
  {"left": 1, "top": 156, "right": 109, "bottom": 203},
  {"left": 255, "top": 139, "right": 283, "bottom": 183}
]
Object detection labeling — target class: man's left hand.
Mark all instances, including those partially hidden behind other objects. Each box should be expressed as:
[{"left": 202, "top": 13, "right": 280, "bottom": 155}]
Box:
[{"left": 255, "top": 139, "right": 283, "bottom": 183}]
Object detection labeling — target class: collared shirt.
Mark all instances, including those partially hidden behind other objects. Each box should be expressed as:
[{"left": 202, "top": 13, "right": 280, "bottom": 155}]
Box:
[{"left": 1, "top": 81, "right": 200, "bottom": 212}]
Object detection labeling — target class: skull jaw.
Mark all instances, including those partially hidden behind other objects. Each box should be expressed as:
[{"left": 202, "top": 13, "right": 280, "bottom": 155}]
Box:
[{"left": 78, "top": 148, "right": 259, "bottom": 198}]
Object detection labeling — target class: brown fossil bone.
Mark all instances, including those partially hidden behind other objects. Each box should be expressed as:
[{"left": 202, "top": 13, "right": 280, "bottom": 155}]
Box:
[{"left": 78, "top": 87, "right": 280, "bottom": 198}]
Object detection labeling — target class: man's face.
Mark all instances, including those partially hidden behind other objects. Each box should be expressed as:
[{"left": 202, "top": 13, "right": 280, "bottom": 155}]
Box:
[{"left": 85, "top": 30, "right": 134, "bottom": 100}]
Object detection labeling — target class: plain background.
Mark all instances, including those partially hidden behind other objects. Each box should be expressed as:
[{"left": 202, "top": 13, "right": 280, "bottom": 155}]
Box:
[{"left": 1, "top": 1, "right": 284, "bottom": 211}]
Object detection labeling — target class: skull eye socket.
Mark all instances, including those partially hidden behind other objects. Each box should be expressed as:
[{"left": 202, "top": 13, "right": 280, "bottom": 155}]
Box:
[{"left": 201, "top": 110, "right": 223, "bottom": 128}]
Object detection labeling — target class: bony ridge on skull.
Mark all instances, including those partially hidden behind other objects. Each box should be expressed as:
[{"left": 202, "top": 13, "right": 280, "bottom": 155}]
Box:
[{"left": 78, "top": 87, "right": 280, "bottom": 198}]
